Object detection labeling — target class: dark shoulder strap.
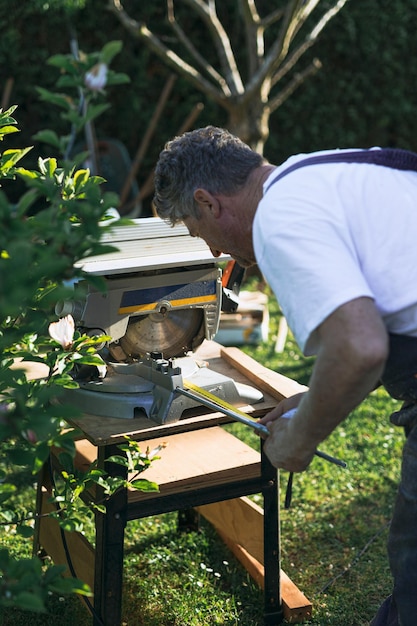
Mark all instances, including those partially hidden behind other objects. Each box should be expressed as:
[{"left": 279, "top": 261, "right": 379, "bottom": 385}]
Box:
[{"left": 267, "top": 148, "right": 417, "bottom": 189}]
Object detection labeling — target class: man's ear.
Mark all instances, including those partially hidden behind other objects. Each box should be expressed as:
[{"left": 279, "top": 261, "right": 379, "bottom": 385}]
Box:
[{"left": 194, "top": 188, "right": 221, "bottom": 217}]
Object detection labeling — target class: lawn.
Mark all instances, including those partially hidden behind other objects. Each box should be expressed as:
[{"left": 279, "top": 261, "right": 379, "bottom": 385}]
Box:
[{"left": 0, "top": 297, "right": 403, "bottom": 625}]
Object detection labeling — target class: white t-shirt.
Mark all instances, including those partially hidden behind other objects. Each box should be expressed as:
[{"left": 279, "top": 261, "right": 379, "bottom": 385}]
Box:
[{"left": 253, "top": 149, "right": 417, "bottom": 355}]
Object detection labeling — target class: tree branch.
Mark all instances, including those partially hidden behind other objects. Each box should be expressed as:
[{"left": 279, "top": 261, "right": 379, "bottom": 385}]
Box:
[
  {"left": 266, "top": 0, "right": 320, "bottom": 77},
  {"left": 310, "top": 0, "right": 349, "bottom": 40},
  {"left": 166, "top": 0, "right": 231, "bottom": 94},
  {"left": 271, "top": 0, "right": 349, "bottom": 86},
  {"left": 237, "top": 0, "right": 301, "bottom": 104},
  {"left": 260, "top": 5, "right": 285, "bottom": 29},
  {"left": 178, "top": 0, "right": 244, "bottom": 94},
  {"left": 269, "top": 57, "right": 322, "bottom": 113},
  {"left": 241, "top": 0, "right": 348, "bottom": 104},
  {"left": 108, "top": 0, "right": 229, "bottom": 103},
  {"left": 108, "top": 0, "right": 350, "bottom": 149},
  {"left": 238, "top": 0, "right": 263, "bottom": 75}
]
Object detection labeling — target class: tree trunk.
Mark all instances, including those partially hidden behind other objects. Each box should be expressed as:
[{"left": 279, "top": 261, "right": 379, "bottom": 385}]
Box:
[{"left": 226, "top": 98, "right": 271, "bottom": 154}]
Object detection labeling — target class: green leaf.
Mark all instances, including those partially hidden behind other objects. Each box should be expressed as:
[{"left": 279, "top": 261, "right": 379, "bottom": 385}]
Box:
[
  {"left": 15, "top": 166, "right": 39, "bottom": 181},
  {"left": 59, "top": 517, "right": 84, "bottom": 533},
  {"left": 129, "top": 479, "right": 159, "bottom": 492},
  {"left": 107, "top": 72, "right": 130, "bottom": 86},
  {"left": 100, "top": 40, "right": 123, "bottom": 64},
  {"left": 87, "top": 468, "right": 105, "bottom": 479},
  {"left": 38, "top": 156, "right": 57, "bottom": 177},
  {"left": 47, "top": 54, "right": 80, "bottom": 74},
  {"left": 93, "top": 503, "right": 106, "bottom": 514},
  {"left": 106, "top": 454, "right": 128, "bottom": 467},
  {"left": 83, "top": 103, "right": 110, "bottom": 125},
  {"left": 36, "top": 87, "right": 73, "bottom": 111},
  {"left": 57, "top": 451, "right": 75, "bottom": 473},
  {"left": 1, "top": 146, "right": 32, "bottom": 170},
  {"left": 42, "top": 564, "right": 67, "bottom": 584},
  {"left": 33, "top": 129, "right": 63, "bottom": 150},
  {"left": 14, "top": 592, "right": 46, "bottom": 613},
  {"left": 54, "top": 378, "right": 80, "bottom": 389},
  {"left": 73, "top": 168, "right": 90, "bottom": 192},
  {"left": 0, "top": 125, "right": 19, "bottom": 137},
  {"left": 49, "top": 576, "right": 92, "bottom": 597},
  {"left": 15, "top": 188, "right": 39, "bottom": 217},
  {"left": 0, "top": 105, "right": 17, "bottom": 122},
  {"left": 75, "top": 354, "right": 107, "bottom": 366},
  {"left": 55, "top": 75, "right": 83, "bottom": 90},
  {"left": 33, "top": 440, "right": 51, "bottom": 473},
  {"left": 0, "top": 483, "right": 17, "bottom": 504},
  {"left": 16, "top": 524, "right": 35, "bottom": 538}
]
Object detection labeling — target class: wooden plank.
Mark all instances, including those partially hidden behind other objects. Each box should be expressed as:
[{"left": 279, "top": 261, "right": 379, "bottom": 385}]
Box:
[
  {"left": 197, "top": 497, "right": 265, "bottom": 564},
  {"left": 71, "top": 429, "right": 261, "bottom": 503},
  {"left": 279, "top": 569, "right": 312, "bottom": 623},
  {"left": 220, "top": 346, "right": 308, "bottom": 401},
  {"left": 216, "top": 529, "right": 312, "bottom": 623},
  {"left": 197, "top": 498, "right": 312, "bottom": 623}
]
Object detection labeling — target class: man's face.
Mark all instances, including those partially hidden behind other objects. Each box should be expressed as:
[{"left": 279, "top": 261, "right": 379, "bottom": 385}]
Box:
[{"left": 183, "top": 211, "right": 256, "bottom": 268}]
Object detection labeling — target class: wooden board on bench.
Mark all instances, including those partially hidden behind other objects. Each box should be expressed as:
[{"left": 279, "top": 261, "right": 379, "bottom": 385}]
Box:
[{"left": 35, "top": 343, "right": 312, "bottom": 623}]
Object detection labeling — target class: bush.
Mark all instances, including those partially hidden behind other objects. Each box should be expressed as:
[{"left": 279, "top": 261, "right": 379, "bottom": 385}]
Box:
[{"left": 0, "top": 41, "right": 159, "bottom": 612}]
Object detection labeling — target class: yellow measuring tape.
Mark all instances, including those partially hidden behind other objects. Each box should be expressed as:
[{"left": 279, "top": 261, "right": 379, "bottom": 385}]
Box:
[
  {"left": 182, "top": 379, "right": 254, "bottom": 418},
  {"left": 180, "top": 378, "right": 269, "bottom": 435}
]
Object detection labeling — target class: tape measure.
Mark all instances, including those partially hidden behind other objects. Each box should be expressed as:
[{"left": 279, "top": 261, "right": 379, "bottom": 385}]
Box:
[{"left": 178, "top": 379, "right": 269, "bottom": 436}]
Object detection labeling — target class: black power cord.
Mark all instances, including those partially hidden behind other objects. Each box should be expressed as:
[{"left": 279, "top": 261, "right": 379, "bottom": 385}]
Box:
[{"left": 46, "top": 455, "right": 106, "bottom": 626}]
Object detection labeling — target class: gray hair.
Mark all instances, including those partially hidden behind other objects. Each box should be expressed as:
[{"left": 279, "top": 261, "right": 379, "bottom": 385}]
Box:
[{"left": 153, "top": 126, "right": 264, "bottom": 224}]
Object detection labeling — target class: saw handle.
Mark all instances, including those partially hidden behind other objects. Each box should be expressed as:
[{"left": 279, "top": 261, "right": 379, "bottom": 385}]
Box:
[{"left": 221, "top": 260, "right": 246, "bottom": 313}]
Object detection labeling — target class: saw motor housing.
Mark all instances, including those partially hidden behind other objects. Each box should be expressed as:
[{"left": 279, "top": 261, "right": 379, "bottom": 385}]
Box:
[{"left": 60, "top": 264, "right": 222, "bottom": 361}]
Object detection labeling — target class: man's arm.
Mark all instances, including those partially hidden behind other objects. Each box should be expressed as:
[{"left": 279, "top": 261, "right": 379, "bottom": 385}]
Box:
[{"left": 261, "top": 296, "right": 389, "bottom": 471}]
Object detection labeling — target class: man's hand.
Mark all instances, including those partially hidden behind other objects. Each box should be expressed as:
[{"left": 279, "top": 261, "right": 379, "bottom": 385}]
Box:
[
  {"left": 258, "top": 392, "right": 312, "bottom": 471},
  {"left": 258, "top": 392, "right": 306, "bottom": 429},
  {"left": 262, "top": 414, "right": 316, "bottom": 472},
  {"left": 258, "top": 297, "right": 389, "bottom": 473}
]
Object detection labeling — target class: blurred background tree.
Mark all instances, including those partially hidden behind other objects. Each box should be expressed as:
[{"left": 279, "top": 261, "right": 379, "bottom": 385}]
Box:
[
  {"left": 108, "top": 0, "right": 349, "bottom": 152},
  {"left": 2, "top": 0, "right": 417, "bottom": 215}
]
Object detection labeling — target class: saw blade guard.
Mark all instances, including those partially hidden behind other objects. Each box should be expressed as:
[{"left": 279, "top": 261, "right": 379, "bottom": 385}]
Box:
[{"left": 58, "top": 266, "right": 223, "bottom": 360}]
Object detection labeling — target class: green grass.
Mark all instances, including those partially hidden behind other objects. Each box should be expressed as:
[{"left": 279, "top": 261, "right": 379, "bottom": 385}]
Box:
[{"left": 0, "top": 300, "right": 403, "bottom": 625}]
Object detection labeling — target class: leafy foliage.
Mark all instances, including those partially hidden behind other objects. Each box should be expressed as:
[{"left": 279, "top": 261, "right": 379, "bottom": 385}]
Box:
[{"left": 0, "top": 42, "right": 159, "bottom": 612}]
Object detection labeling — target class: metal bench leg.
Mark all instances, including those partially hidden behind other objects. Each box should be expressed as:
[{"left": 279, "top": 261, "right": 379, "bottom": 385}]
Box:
[
  {"left": 93, "top": 444, "right": 127, "bottom": 626},
  {"left": 262, "top": 442, "right": 284, "bottom": 625}
]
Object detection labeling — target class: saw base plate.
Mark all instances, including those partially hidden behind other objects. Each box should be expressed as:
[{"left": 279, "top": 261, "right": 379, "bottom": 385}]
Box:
[{"left": 62, "top": 356, "right": 263, "bottom": 423}]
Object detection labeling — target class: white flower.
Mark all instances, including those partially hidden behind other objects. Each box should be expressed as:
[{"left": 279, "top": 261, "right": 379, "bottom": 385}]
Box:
[
  {"left": 49, "top": 315, "right": 75, "bottom": 350},
  {"left": 96, "top": 361, "right": 107, "bottom": 379},
  {"left": 84, "top": 62, "right": 108, "bottom": 92},
  {"left": 22, "top": 429, "right": 38, "bottom": 444}
]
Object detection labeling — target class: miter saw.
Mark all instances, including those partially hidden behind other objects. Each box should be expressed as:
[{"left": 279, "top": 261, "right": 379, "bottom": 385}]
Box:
[{"left": 57, "top": 218, "right": 263, "bottom": 424}]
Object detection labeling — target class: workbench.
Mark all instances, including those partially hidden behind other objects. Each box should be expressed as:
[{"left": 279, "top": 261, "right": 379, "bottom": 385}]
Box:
[{"left": 33, "top": 342, "right": 311, "bottom": 625}]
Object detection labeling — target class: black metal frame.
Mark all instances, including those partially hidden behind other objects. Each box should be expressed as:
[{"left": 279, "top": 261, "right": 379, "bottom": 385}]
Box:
[{"left": 91, "top": 439, "right": 283, "bottom": 626}]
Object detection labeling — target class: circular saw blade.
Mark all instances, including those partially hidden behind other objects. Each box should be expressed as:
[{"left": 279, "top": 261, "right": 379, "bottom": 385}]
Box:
[{"left": 111, "top": 309, "right": 205, "bottom": 360}]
